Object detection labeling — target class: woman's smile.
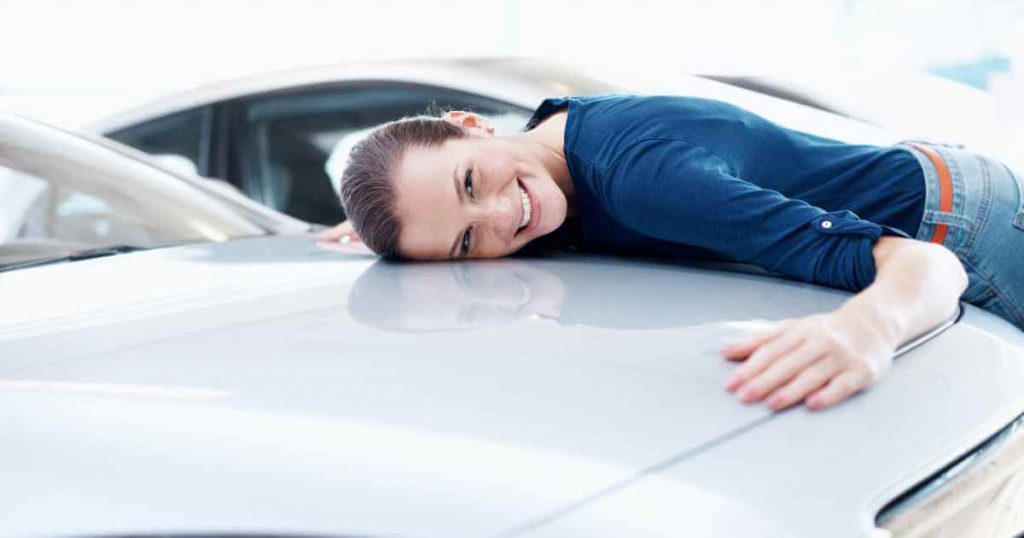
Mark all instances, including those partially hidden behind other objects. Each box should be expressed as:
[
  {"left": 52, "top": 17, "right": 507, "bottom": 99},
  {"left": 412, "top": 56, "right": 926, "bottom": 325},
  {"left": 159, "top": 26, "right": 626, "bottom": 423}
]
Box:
[
  {"left": 516, "top": 180, "right": 531, "bottom": 231},
  {"left": 515, "top": 178, "right": 540, "bottom": 237},
  {"left": 391, "top": 122, "right": 572, "bottom": 260}
]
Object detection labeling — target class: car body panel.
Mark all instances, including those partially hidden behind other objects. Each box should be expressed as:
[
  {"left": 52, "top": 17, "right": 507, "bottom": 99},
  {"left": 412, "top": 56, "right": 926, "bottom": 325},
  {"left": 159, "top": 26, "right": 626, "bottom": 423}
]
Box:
[
  {"left": 2, "top": 235, "right": 1021, "bottom": 537},
  {"left": 520, "top": 309, "right": 1024, "bottom": 538}
]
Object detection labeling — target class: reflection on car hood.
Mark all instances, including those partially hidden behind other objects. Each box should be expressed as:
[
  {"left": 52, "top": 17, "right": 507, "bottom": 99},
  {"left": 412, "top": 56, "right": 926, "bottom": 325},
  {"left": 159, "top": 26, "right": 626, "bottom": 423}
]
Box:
[{"left": 2, "top": 234, "right": 1024, "bottom": 538}]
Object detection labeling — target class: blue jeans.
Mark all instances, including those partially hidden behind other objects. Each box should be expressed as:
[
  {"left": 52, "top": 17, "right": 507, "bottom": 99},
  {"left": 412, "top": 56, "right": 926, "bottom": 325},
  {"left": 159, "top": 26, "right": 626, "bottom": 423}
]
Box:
[{"left": 902, "top": 141, "right": 1024, "bottom": 330}]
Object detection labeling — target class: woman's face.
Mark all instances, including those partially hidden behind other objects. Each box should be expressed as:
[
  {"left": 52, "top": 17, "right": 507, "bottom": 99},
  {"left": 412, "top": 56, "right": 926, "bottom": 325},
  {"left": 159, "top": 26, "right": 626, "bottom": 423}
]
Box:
[{"left": 391, "top": 112, "right": 569, "bottom": 260}]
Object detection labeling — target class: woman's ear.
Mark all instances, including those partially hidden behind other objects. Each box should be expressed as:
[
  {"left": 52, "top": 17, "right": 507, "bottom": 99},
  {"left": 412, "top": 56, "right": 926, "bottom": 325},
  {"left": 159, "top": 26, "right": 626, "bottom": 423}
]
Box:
[{"left": 442, "top": 111, "right": 496, "bottom": 135}]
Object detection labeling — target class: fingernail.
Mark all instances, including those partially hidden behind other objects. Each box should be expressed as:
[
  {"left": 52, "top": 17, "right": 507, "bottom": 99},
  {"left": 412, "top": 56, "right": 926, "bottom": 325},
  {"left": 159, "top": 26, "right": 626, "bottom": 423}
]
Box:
[
  {"left": 724, "top": 373, "right": 743, "bottom": 391},
  {"left": 766, "top": 395, "right": 785, "bottom": 409},
  {"left": 340, "top": 235, "right": 351, "bottom": 244},
  {"left": 738, "top": 388, "right": 758, "bottom": 404}
]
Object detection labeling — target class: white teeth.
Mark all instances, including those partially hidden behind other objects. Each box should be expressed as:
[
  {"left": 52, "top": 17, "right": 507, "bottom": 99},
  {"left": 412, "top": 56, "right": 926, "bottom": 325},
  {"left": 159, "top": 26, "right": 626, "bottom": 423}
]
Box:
[{"left": 518, "top": 184, "right": 532, "bottom": 230}]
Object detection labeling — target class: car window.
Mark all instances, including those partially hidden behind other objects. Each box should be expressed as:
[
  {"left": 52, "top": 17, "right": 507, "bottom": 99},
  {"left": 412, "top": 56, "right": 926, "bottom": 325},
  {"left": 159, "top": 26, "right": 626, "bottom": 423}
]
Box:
[
  {"left": 239, "top": 83, "right": 531, "bottom": 225},
  {"left": 0, "top": 115, "right": 266, "bottom": 269},
  {"left": 0, "top": 164, "right": 172, "bottom": 266},
  {"left": 107, "top": 106, "right": 213, "bottom": 176}
]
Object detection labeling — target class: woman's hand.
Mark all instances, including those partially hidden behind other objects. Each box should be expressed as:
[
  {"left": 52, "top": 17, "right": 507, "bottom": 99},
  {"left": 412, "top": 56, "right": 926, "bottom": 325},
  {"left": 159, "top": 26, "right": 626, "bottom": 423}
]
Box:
[
  {"left": 720, "top": 238, "right": 967, "bottom": 412},
  {"left": 720, "top": 308, "right": 899, "bottom": 412},
  {"left": 317, "top": 220, "right": 362, "bottom": 244}
]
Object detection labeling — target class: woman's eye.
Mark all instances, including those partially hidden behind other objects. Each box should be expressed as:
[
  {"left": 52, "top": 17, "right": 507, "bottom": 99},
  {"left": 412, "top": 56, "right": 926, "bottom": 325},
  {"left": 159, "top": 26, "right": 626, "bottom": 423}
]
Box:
[
  {"left": 461, "top": 226, "right": 473, "bottom": 256},
  {"left": 464, "top": 168, "right": 475, "bottom": 199}
]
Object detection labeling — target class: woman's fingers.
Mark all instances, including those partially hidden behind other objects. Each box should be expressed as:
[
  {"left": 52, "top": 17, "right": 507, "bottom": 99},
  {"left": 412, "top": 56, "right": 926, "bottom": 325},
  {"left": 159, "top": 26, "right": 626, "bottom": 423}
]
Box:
[
  {"left": 317, "top": 221, "right": 362, "bottom": 243},
  {"left": 721, "top": 310, "right": 895, "bottom": 412},
  {"left": 763, "top": 356, "right": 841, "bottom": 411},
  {"left": 720, "top": 319, "right": 794, "bottom": 361},
  {"left": 735, "top": 342, "right": 827, "bottom": 404},
  {"left": 724, "top": 329, "right": 803, "bottom": 392},
  {"left": 317, "top": 222, "right": 348, "bottom": 242},
  {"left": 805, "top": 368, "right": 872, "bottom": 411}
]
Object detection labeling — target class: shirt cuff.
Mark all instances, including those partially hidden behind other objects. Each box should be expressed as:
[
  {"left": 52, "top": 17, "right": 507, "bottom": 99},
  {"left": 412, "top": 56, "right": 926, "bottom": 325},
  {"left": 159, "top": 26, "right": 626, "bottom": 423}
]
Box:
[
  {"left": 810, "top": 210, "right": 910, "bottom": 291},
  {"left": 810, "top": 210, "right": 911, "bottom": 239}
]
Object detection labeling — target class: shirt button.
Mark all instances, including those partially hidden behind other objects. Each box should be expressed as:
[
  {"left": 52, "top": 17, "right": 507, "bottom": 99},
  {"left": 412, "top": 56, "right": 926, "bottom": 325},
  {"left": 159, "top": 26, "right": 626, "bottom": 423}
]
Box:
[{"left": 821, "top": 220, "right": 833, "bottom": 229}]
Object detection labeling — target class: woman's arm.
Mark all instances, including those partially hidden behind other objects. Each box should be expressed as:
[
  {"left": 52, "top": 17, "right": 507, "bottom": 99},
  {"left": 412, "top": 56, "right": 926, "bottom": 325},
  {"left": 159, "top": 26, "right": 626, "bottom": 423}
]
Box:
[
  {"left": 721, "top": 237, "right": 968, "bottom": 411},
  {"left": 599, "top": 138, "right": 967, "bottom": 410}
]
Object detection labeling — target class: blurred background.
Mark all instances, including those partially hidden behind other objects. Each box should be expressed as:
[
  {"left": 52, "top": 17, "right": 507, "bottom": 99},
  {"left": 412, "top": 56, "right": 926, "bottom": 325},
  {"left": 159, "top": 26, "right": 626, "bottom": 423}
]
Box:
[
  {"left": 2, "top": 0, "right": 1021, "bottom": 124},
  {"left": 1, "top": 0, "right": 1022, "bottom": 232}
]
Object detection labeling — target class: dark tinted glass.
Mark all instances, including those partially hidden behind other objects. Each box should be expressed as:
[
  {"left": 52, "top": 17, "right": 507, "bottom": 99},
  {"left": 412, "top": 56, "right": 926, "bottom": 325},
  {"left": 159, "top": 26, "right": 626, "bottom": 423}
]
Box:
[
  {"left": 108, "top": 106, "right": 213, "bottom": 176},
  {"left": 240, "top": 83, "right": 530, "bottom": 225}
]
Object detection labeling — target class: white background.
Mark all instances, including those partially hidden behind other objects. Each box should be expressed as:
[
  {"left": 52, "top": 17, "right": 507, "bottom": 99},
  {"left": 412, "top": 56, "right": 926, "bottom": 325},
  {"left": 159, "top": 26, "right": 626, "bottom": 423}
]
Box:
[{"left": 1, "top": 0, "right": 1021, "bottom": 141}]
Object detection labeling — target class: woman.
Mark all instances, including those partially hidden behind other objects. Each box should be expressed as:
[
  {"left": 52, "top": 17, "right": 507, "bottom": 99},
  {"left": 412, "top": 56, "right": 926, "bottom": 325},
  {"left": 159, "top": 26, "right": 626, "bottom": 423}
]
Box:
[{"left": 320, "top": 93, "right": 1024, "bottom": 411}]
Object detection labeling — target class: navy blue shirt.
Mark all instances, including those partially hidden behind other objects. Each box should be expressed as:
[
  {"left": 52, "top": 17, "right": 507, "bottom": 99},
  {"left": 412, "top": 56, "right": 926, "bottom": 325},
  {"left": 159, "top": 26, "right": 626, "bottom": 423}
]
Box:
[{"left": 524, "top": 94, "right": 925, "bottom": 292}]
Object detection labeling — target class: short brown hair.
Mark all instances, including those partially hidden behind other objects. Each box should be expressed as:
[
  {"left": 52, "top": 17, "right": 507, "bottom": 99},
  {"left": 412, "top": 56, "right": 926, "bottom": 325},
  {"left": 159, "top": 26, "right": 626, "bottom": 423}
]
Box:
[{"left": 339, "top": 116, "right": 467, "bottom": 259}]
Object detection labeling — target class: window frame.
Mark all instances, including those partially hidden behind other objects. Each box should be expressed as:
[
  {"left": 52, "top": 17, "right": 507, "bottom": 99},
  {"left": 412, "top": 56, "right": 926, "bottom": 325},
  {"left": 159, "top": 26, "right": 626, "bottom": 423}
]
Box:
[
  {"left": 223, "top": 80, "right": 533, "bottom": 216},
  {"left": 106, "top": 105, "right": 217, "bottom": 178}
]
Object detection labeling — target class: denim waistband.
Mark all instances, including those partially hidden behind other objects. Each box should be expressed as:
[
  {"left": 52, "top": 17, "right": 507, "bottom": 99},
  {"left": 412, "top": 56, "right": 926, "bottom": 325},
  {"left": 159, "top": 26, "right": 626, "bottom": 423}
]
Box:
[{"left": 898, "top": 140, "right": 977, "bottom": 253}]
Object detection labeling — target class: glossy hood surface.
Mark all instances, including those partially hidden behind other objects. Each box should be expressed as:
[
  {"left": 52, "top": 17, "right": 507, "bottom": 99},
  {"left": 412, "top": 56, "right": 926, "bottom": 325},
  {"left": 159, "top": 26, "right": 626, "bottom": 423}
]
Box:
[{"left": 2, "top": 235, "right": 1023, "bottom": 538}]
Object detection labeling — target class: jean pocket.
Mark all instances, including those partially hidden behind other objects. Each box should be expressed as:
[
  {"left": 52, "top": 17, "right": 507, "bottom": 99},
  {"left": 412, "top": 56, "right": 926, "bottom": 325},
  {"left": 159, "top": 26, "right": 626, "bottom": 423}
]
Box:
[{"left": 916, "top": 209, "right": 973, "bottom": 257}]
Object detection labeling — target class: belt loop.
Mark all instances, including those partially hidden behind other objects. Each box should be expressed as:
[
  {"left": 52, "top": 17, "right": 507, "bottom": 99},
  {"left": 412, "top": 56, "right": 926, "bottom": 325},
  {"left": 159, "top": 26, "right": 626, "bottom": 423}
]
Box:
[{"left": 906, "top": 142, "right": 954, "bottom": 245}]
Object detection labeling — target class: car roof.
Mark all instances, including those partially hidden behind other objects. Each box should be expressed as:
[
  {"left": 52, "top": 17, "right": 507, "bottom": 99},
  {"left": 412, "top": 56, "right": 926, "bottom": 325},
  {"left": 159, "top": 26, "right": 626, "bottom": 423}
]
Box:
[
  {"left": 86, "top": 57, "right": 908, "bottom": 148},
  {"left": 2, "top": 234, "right": 1022, "bottom": 537},
  {"left": 87, "top": 57, "right": 606, "bottom": 132}
]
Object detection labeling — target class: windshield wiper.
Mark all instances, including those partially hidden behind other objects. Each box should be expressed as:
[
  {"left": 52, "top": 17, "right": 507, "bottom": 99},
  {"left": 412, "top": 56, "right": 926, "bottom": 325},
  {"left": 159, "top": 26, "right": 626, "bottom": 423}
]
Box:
[{"left": 0, "top": 245, "right": 147, "bottom": 273}]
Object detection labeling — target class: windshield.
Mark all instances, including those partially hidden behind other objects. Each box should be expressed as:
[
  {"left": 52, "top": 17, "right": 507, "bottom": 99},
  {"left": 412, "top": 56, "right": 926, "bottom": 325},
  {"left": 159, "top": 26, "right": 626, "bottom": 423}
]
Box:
[
  {"left": 0, "top": 114, "right": 271, "bottom": 268},
  {"left": 77, "top": 129, "right": 312, "bottom": 235}
]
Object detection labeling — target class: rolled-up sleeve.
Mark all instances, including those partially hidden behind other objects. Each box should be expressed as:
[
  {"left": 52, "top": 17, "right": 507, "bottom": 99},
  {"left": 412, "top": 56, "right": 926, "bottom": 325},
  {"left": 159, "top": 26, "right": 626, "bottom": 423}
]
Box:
[{"left": 603, "top": 139, "right": 910, "bottom": 292}]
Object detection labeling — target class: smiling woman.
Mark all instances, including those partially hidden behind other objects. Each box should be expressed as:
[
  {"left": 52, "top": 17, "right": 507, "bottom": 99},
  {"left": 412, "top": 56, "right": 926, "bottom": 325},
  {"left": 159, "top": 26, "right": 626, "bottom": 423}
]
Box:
[
  {"left": 339, "top": 108, "right": 575, "bottom": 260},
  {"left": 323, "top": 93, "right": 1024, "bottom": 412},
  {"left": 337, "top": 118, "right": 464, "bottom": 258}
]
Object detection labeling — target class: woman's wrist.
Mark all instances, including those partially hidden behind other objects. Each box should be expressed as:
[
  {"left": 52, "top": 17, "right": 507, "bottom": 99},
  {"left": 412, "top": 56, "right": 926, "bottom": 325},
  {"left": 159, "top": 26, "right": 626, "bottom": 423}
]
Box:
[
  {"left": 836, "top": 290, "right": 908, "bottom": 351},
  {"left": 848, "top": 239, "right": 967, "bottom": 348}
]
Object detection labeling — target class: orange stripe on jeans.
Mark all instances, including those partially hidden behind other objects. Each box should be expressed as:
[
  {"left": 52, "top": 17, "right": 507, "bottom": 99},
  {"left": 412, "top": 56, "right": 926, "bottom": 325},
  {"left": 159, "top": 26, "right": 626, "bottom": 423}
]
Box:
[{"left": 907, "top": 142, "right": 954, "bottom": 245}]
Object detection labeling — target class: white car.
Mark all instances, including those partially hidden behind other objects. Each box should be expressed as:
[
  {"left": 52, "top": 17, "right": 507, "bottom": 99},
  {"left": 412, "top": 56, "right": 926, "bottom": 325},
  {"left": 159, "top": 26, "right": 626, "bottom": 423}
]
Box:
[
  {"left": 89, "top": 58, "right": 910, "bottom": 226},
  {"left": 2, "top": 65, "right": 1023, "bottom": 537}
]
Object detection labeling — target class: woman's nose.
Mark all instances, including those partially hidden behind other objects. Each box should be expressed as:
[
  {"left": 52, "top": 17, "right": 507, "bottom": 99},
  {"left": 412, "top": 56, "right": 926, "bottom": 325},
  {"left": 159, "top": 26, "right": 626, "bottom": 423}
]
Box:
[{"left": 478, "top": 192, "right": 518, "bottom": 239}]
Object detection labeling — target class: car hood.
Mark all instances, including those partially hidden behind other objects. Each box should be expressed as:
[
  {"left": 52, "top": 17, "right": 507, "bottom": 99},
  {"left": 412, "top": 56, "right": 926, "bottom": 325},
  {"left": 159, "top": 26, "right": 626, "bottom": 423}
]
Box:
[{"left": 2, "top": 235, "right": 1024, "bottom": 538}]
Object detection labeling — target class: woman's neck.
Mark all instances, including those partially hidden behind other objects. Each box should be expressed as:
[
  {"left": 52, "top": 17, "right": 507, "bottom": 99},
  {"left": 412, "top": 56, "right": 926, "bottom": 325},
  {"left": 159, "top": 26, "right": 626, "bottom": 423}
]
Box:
[{"left": 508, "top": 111, "right": 577, "bottom": 215}]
